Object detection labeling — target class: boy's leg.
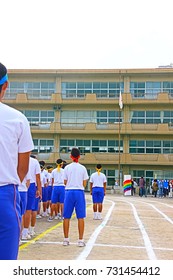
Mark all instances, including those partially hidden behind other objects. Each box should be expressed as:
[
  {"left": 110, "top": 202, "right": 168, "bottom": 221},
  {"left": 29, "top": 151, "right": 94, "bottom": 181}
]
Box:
[
  {"left": 78, "top": 218, "right": 84, "bottom": 240},
  {"left": 63, "top": 218, "right": 70, "bottom": 238}
]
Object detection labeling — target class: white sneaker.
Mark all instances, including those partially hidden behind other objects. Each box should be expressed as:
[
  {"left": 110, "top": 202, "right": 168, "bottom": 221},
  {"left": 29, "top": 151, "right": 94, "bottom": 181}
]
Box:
[
  {"left": 77, "top": 240, "right": 86, "bottom": 247},
  {"left": 47, "top": 216, "right": 54, "bottom": 222},
  {"left": 42, "top": 212, "right": 49, "bottom": 217},
  {"left": 93, "top": 212, "right": 98, "bottom": 220},
  {"left": 97, "top": 213, "right": 102, "bottom": 220},
  {"left": 21, "top": 234, "right": 31, "bottom": 240},
  {"left": 63, "top": 239, "right": 69, "bottom": 246},
  {"left": 29, "top": 229, "right": 36, "bottom": 236},
  {"left": 36, "top": 214, "right": 42, "bottom": 219}
]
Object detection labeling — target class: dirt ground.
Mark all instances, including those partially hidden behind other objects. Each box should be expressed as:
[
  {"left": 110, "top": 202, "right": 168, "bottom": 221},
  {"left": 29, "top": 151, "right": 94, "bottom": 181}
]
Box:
[{"left": 18, "top": 193, "right": 173, "bottom": 260}]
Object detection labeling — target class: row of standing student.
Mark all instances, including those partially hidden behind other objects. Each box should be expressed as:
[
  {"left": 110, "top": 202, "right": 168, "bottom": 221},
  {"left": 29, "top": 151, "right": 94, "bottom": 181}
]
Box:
[
  {"left": 0, "top": 62, "right": 107, "bottom": 259},
  {"left": 22, "top": 151, "right": 107, "bottom": 247}
]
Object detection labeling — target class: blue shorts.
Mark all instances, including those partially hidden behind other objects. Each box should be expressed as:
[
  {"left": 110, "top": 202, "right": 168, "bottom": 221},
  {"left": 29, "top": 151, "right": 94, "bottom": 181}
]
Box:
[
  {"left": 63, "top": 189, "right": 86, "bottom": 219},
  {"left": 32, "top": 197, "right": 40, "bottom": 211},
  {"left": 42, "top": 186, "right": 48, "bottom": 202},
  {"left": 51, "top": 186, "right": 65, "bottom": 204},
  {"left": 26, "top": 183, "right": 36, "bottom": 210},
  {"left": 47, "top": 185, "right": 53, "bottom": 200},
  {"left": 0, "top": 184, "right": 21, "bottom": 260},
  {"left": 19, "top": 191, "right": 27, "bottom": 215},
  {"left": 92, "top": 187, "right": 104, "bottom": 203}
]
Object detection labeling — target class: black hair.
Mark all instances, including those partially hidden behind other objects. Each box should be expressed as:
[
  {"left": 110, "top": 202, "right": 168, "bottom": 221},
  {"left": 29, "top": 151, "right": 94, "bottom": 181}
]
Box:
[
  {"left": 56, "top": 158, "right": 63, "bottom": 165},
  {"left": 30, "top": 154, "right": 36, "bottom": 159},
  {"left": 47, "top": 165, "right": 53, "bottom": 170},
  {"left": 96, "top": 164, "right": 102, "bottom": 169},
  {"left": 39, "top": 160, "right": 45, "bottom": 166},
  {"left": 0, "top": 62, "right": 7, "bottom": 92},
  {"left": 62, "top": 160, "right": 67, "bottom": 169},
  {"left": 71, "top": 147, "right": 80, "bottom": 158}
]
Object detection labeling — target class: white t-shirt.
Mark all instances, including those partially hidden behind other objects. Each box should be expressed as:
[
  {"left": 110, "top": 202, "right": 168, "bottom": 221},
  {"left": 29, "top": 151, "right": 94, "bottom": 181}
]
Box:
[
  {"left": 0, "top": 103, "right": 34, "bottom": 186},
  {"left": 28, "top": 157, "right": 41, "bottom": 184},
  {"left": 51, "top": 168, "right": 64, "bottom": 186},
  {"left": 63, "top": 162, "right": 89, "bottom": 190},
  {"left": 18, "top": 171, "right": 31, "bottom": 192},
  {"left": 47, "top": 172, "right": 52, "bottom": 186},
  {"left": 90, "top": 172, "right": 107, "bottom": 188},
  {"left": 41, "top": 171, "right": 47, "bottom": 187}
]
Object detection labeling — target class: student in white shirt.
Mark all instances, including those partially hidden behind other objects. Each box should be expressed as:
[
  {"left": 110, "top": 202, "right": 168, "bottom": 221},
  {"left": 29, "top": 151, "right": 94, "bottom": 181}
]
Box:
[
  {"left": 0, "top": 62, "right": 34, "bottom": 260},
  {"left": 46, "top": 165, "right": 53, "bottom": 215},
  {"left": 63, "top": 148, "right": 89, "bottom": 247},
  {"left": 90, "top": 164, "right": 107, "bottom": 220},
  {"left": 21, "top": 155, "right": 41, "bottom": 239},
  {"left": 40, "top": 163, "right": 48, "bottom": 217},
  {"left": 18, "top": 172, "right": 31, "bottom": 238},
  {"left": 48, "top": 159, "right": 65, "bottom": 221},
  {"left": 29, "top": 155, "right": 42, "bottom": 236}
]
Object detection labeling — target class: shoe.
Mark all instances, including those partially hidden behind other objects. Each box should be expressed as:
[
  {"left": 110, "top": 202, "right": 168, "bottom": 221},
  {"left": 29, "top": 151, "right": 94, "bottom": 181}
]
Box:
[
  {"left": 93, "top": 213, "right": 98, "bottom": 220},
  {"left": 36, "top": 214, "right": 42, "bottom": 219},
  {"left": 21, "top": 234, "right": 31, "bottom": 240},
  {"left": 97, "top": 213, "right": 102, "bottom": 220},
  {"left": 47, "top": 216, "right": 54, "bottom": 222},
  {"left": 63, "top": 239, "right": 69, "bottom": 246},
  {"left": 54, "top": 215, "right": 59, "bottom": 220},
  {"left": 29, "top": 229, "right": 36, "bottom": 236},
  {"left": 42, "top": 212, "right": 49, "bottom": 217},
  {"left": 77, "top": 240, "right": 86, "bottom": 247}
]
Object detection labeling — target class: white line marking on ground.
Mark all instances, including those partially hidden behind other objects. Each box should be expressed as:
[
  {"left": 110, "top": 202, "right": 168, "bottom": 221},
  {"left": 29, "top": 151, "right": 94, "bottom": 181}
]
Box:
[
  {"left": 127, "top": 202, "right": 157, "bottom": 260},
  {"left": 148, "top": 204, "right": 173, "bottom": 225},
  {"left": 76, "top": 199, "right": 115, "bottom": 260},
  {"left": 34, "top": 241, "right": 173, "bottom": 252}
]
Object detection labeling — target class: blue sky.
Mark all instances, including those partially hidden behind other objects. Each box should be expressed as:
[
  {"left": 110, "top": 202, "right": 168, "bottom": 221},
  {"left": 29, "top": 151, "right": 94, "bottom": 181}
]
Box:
[{"left": 1, "top": 0, "right": 173, "bottom": 69}]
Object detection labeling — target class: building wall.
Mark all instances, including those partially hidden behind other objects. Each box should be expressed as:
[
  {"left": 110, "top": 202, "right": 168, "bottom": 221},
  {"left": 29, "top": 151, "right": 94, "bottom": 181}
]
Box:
[{"left": 4, "top": 68, "right": 173, "bottom": 188}]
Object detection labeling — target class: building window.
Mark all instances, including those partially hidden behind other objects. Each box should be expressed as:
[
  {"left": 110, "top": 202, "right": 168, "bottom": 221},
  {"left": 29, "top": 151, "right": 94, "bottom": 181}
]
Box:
[
  {"left": 130, "top": 82, "right": 145, "bottom": 98},
  {"left": 61, "top": 110, "right": 122, "bottom": 124},
  {"left": 61, "top": 111, "right": 96, "bottom": 124},
  {"left": 22, "top": 110, "right": 55, "bottom": 125},
  {"left": 130, "top": 81, "right": 161, "bottom": 98},
  {"left": 33, "top": 139, "right": 54, "bottom": 153},
  {"left": 163, "top": 82, "right": 173, "bottom": 94},
  {"left": 129, "top": 140, "right": 173, "bottom": 154},
  {"left": 5, "top": 81, "right": 56, "bottom": 99},
  {"left": 60, "top": 139, "right": 123, "bottom": 154},
  {"left": 163, "top": 111, "right": 173, "bottom": 124},
  {"left": 131, "top": 111, "right": 161, "bottom": 124},
  {"left": 97, "top": 111, "right": 121, "bottom": 123},
  {"left": 61, "top": 82, "right": 124, "bottom": 99}
]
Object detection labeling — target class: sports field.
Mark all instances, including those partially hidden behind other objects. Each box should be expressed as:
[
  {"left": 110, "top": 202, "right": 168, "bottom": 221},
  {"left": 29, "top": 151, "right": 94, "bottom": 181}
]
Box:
[{"left": 18, "top": 193, "right": 173, "bottom": 260}]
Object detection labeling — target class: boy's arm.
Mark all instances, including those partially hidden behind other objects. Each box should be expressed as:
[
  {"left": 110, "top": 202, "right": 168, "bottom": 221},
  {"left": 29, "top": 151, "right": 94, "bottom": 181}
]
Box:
[
  {"left": 17, "top": 152, "right": 31, "bottom": 183},
  {"left": 83, "top": 179, "right": 88, "bottom": 188},
  {"left": 90, "top": 182, "right": 93, "bottom": 194},
  {"left": 103, "top": 182, "right": 107, "bottom": 195}
]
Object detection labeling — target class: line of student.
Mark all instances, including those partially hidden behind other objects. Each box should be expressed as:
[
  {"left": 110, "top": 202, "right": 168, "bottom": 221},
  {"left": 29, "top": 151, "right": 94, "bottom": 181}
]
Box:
[
  {"left": 27, "top": 150, "right": 107, "bottom": 248},
  {"left": 0, "top": 62, "right": 107, "bottom": 259}
]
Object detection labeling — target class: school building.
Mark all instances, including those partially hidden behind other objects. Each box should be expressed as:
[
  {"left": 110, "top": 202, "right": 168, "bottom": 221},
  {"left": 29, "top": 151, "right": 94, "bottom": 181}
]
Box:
[{"left": 4, "top": 67, "right": 173, "bottom": 189}]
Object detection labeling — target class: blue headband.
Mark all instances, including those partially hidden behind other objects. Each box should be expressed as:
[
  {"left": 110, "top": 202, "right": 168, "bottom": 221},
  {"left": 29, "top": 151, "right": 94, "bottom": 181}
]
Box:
[{"left": 0, "top": 74, "right": 8, "bottom": 85}]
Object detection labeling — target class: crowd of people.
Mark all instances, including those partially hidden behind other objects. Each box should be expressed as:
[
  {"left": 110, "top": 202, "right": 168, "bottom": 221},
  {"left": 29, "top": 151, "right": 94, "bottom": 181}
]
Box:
[
  {"left": 0, "top": 63, "right": 107, "bottom": 259},
  {"left": 131, "top": 177, "right": 173, "bottom": 198}
]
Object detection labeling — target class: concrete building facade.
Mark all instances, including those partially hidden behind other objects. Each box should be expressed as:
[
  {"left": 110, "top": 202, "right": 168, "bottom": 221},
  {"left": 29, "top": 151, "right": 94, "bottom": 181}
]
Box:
[{"left": 4, "top": 68, "right": 173, "bottom": 189}]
